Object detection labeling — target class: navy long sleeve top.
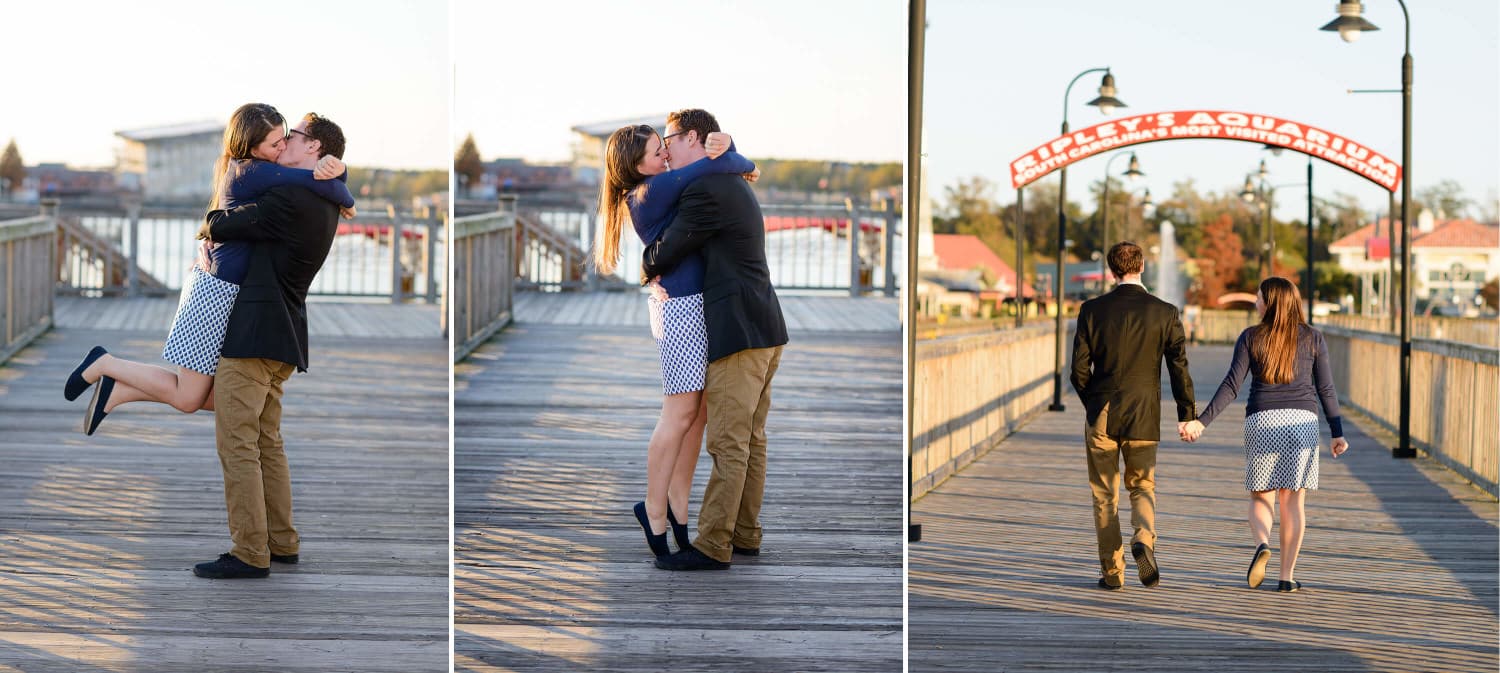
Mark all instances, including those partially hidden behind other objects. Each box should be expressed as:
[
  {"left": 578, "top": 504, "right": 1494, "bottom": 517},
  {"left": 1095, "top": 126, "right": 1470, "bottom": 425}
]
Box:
[
  {"left": 207, "top": 159, "right": 354, "bottom": 284},
  {"left": 629, "top": 147, "right": 755, "bottom": 298},
  {"left": 1198, "top": 325, "right": 1344, "bottom": 437}
]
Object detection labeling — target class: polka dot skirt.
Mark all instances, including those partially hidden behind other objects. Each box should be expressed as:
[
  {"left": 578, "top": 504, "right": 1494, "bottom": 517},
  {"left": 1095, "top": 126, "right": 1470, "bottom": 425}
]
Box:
[
  {"left": 1242, "top": 408, "right": 1320, "bottom": 491},
  {"left": 162, "top": 268, "right": 239, "bottom": 376},
  {"left": 648, "top": 292, "right": 707, "bottom": 396}
]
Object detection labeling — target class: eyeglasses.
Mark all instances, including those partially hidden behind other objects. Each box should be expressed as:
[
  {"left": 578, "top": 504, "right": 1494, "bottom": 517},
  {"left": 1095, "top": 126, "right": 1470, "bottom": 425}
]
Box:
[
  {"left": 662, "top": 130, "right": 687, "bottom": 147},
  {"left": 288, "top": 128, "right": 313, "bottom": 141}
]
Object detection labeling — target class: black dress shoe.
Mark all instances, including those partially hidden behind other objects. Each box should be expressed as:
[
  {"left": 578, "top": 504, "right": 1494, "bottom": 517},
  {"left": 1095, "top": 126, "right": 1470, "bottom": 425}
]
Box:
[
  {"left": 1277, "top": 580, "right": 1303, "bottom": 593},
  {"left": 654, "top": 547, "right": 730, "bottom": 571},
  {"left": 633, "top": 502, "right": 670, "bottom": 558},
  {"left": 65, "top": 346, "right": 108, "bottom": 401},
  {"left": 271, "top": 553, "right": 299, "bottom": 564},
  {"left": 193, "top": 553, "right": 269, "bottom": 579},
  {"left": 84, "top": 376, "right": 115, "bottom": 436},
  {"left": 1131, "top": 541, "right": 1160, "bottom": 587},
  {"left": 1247, "top": 543, "right": 1271, "bottom": 589},
  {"left": 1097, "top": 577, "right": 1124, "bottom": 591},
  {"left": 666, "top": 503, "right": 691, "bottom": 552},
  {"left": 732, "top": 545, "right": 760, "bottom": 556}
]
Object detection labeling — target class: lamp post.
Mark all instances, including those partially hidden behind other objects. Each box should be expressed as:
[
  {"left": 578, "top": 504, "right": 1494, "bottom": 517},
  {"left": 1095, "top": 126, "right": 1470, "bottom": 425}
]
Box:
[
  {"left": 1051, "top": 68, "right": 1125, "bottom": 413},
  {"left": 1240, "top": 174, "right": 1271, "bottom": 279},
  {"left": 1322, "top": 0, "right": 1416, "bottom": 458},
  {"left": 1098, "top": 151, "right": 1145, "bottom": 289}
]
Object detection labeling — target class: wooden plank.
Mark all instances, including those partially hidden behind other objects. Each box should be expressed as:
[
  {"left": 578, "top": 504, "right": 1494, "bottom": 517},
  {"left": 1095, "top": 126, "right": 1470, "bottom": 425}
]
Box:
[
  {"left": 510, "top": 291, "right": 898, "bottom": 333},
  {"left": 909, "top": 344, "right": 1499, "bottom": 673},
  {"left": 51, "top": 297, "right": 442, "bottom": 340},
  {"left": 455, "top": 324, "right": 903, "bottom": 672},
  {"left": 0, "top": 326, "right": 449, "bottom": 673}
]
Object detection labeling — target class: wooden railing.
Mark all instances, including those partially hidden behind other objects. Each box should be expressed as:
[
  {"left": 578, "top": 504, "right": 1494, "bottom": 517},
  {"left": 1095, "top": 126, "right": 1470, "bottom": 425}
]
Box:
[
  {"left": 1, "top": 204, "right": 57, "bottom": 364},
  {"left": 1188, "top": 308, "right": 1257, "bottom": 344},
  {"left": 1322, "top": 325, "right": 1499, "bottom": 497},
  {"left": 452, "top": 198, "right": 516, "bottom": 362},
  {"left": 1321, "top": 313, "right": 1497, "bottom": 348},
  {"left": 913, "top": 323, "right": 1057, "bottom": 498}
]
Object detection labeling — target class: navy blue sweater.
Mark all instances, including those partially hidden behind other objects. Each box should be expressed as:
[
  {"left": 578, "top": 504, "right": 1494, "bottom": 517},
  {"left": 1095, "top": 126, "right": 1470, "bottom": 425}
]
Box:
[
  {"left": 630, "top": 147, "right": 755, "bottom": 298},
  {"left": 1198, "top": 325, "right": 1344, "bottom": 437}
]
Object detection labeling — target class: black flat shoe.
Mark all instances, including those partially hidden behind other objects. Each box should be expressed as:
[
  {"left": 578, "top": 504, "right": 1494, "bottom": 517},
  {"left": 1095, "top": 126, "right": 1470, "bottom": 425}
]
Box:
[
  {"left": 1097, "top": 577, "right": 1124, "bottom": 591},
  {"left": 1277, "top": 580, "right": 1303, "bottom": 593},
  {"left": 732, "top": 545, "right": 760, "bottom": 556},
  {"left": 666, "top": 503, "right": 691, "bottom": 552},
  {"left": 193, "top": 553, "right": 269, "bottom": 579},
  {"left": 1131, "top": 541, "right": 1160, "bottom": 587},
  {"left": 84, "top": 376, "right": 114, "bottom": 436},
  {"left": 271, "top": 553, "right": 299, "bottom": 564},
  {"left": 654, "top": 547, "right": 730, "bottom": 571},
  {"left": 65, "top": 346, "right": 108, "bottom": 401},
  {"left": 1247, "top": 543, "right": 1271, "bottom": 589},
  {"left": 633, "top": 502, "right": 670, "bottom": 558}
]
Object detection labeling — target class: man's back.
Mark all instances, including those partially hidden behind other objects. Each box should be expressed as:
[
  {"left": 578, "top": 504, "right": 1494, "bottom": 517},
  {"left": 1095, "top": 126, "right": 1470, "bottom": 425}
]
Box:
[{"left": 1070, "top": 284, "right": 1194, "bottom": 441}]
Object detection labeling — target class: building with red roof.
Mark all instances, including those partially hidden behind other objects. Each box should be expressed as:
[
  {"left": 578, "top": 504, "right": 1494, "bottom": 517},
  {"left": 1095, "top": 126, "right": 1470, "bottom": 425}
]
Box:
[{"left": 1328, "top": 210, "right": 1499, "bottom": 315}]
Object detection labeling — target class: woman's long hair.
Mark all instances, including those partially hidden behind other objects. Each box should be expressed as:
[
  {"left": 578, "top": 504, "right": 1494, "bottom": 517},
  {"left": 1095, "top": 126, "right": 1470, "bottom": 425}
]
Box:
[
  {"left": 208, "top": 103, "right": 285, "bottom": 210},
  {"left": 1251, "top": 276, "right": 1307, "bottom": 384},
  {"left": 593, "top": 124, "right": 656, "bottom": 276}
]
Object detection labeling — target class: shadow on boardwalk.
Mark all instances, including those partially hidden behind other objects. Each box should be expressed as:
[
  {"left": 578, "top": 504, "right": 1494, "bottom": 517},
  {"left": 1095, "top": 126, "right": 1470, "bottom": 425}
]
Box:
[
  {"left": 910, "top": 344, "right": 1499, "bottom": 673},
  {"left": 454, "top": 295, "right": 903, "bottom": 672},
  {"left": 0, "top": 301, "right": 448, "bottom": 672}
]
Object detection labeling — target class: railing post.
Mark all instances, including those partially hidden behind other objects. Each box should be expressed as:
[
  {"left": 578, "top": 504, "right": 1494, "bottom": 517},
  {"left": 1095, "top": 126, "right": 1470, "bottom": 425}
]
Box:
[
  {"left": 125, "top": 199, "right": 142, "bottom": 297},
  {"left": 846, "top": 197, "right": 860, "bottom": 298},
  {"left": 426, "top": 213, "right": 440, "bottom": 304},
  {"left": 884, "top": 202, "right": 898, "bottom": 298},
  {"left": 390, "top": 218, "right": 405, "bottom": 304}
]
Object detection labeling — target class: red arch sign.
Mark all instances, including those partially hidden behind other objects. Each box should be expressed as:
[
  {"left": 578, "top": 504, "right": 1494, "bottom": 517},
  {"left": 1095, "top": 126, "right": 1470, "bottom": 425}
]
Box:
[{"left": 1009, "top": 110, "right": 1401, "bottom": 193}]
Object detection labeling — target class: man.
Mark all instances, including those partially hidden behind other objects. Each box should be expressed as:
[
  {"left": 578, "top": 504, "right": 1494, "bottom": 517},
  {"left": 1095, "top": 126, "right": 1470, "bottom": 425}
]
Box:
[
  {"left": 642, "top": 108, "right": 789, "bottom": 571},
  {"left": 191, "top": 113, "right": 345, "bottom": 579},
  {"left": 1070, "top": 241, "right": 1194, "bottom": 590}
]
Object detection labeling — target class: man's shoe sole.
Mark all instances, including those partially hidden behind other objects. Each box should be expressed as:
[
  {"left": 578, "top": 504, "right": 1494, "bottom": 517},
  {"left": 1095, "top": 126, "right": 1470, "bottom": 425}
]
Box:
[
  {"left": 192, "top": 567, "right": 269, "bottom": 579},
  {"left": 272, "top": 554, "right": 299, "bottom": 564},
  {"left": 1132, "top": 542, "right": 1160, "bottom": 587}
]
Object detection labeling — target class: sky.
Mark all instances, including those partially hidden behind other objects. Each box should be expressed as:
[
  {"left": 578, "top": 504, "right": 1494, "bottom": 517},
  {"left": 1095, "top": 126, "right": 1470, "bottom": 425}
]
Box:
[
  {"left": 923, "top": 0, "right": 1500, "bottom": 222},
  {"left": 453, "top": 0, "right": 906, "bottom": 165},
  {"left": 2, "top": 0, "right": 448, "bottom": 171}
]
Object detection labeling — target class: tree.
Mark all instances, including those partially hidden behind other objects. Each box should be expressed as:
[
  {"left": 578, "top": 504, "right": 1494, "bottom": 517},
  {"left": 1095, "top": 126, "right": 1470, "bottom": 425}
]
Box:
[
  {"left": 1415, "top": 179, "right": 1472, "bottom": 219},
  {"left": 0, "top": 139, "right": 25, "bottom": 198},
  {"left": 1193, "top": 213, "right": 1245, "bottom": 306},
  {"left": 454, "top": 134, "right": 484, "bottom": 197},
  {"left": 1482, "top": 278, "right": 1499, "bottom": 311}
]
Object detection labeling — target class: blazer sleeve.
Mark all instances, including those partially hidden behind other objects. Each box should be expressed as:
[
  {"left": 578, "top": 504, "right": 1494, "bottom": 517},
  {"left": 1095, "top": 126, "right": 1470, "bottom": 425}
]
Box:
[
  {"left": 631, "top": 149, "right": 754, "bottom": 234},
  {"left": 1070, "top": 304, "right": 1093, "bottom": 397},
  {"left": 200, "top": 186, "right": 301, "bottom": 243},
  {"left": 1164, "top": 305, "right": 1196, "bottom": 421},
  {"left": 641, "top": 180, "right": 722, "bottom": 279}
]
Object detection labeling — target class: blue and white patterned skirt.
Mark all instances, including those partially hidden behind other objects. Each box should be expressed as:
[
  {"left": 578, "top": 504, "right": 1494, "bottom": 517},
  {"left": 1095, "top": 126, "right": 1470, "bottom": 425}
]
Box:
[
  {"left": 1243, "top": 408, "right": 1320, "bottom": 491},
  {"left": 162, "top": 268, "right": 239, "bottom": 376},
  {"left": 648, "top": 292, "right": 707, "bottom": 396}
]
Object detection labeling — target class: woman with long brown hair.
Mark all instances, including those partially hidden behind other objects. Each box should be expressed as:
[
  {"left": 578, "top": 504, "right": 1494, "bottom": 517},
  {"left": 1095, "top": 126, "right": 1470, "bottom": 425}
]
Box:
[
  {"left": 593, "top": 121, "right": 757, "bottom": 559},
  {"left": 64, "top": 103, "right": 351, "bottom": 434},
  {"left": 1183, "top": 276, "right": 1349, "bottom": 592}
]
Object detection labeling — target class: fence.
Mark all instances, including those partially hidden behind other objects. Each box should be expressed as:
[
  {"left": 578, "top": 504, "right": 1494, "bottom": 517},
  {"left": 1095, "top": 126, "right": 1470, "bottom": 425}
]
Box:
[
  {"left": 1322, "top": 325, "right": 1499, "bottom": 497},
  {"left": 1189, "top": 308, "right": 1258, "bottom": 344},
  {"left": 51, "top": 200, "right": 444, "bottom": 303},
  {"left": 1320, "top": 313, "right": 1498, "bottom": 348},
  {"left": 0, "top": 205, "right": 56, "bottom": 364},
  {"left": 452, "top": 198, "right": 516, "bottom": 361},
  {"left": 912, "top": 323, "right": 1057, "bottom": 498}
]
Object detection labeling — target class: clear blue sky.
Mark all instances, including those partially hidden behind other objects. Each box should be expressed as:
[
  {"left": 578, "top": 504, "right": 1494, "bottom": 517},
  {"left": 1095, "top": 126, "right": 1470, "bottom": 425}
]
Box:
[
  {"left": 454, "top": 0, "right": 905, "bottom": 164},
  {"left": 2, "top": 0, "right": 448, "bottom": 170},
  {"left": 924, "top": 0, "right": 1500, "bottom": 221}
]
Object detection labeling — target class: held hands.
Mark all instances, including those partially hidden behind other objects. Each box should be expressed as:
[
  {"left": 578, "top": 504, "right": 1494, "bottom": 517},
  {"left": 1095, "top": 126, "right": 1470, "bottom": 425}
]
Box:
[
  {"left": 704, "top": 131, "right": 732, "bottom": 160},
  {"left": 313, "top": 154, "right": 346, "bottom": 180},
  {"left": 1331, "top": 437, "right": 1349, "bottom": 458},
  {"left": 1178, "top": 420, "right": 1205, "bottom": 442},
  {"left": 743, "top": 167, "right": 761, "bottom": 183}
]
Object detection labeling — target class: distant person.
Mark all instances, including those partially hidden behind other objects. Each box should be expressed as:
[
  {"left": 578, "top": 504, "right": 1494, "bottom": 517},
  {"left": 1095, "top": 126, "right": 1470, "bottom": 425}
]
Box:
[
  {"left": 1070, "top": 241, "right": 1196, "bottom": 590},
  {"left": 65, "top": 103, "right": 353, "bottom": 433},
  {"left": 593, "top": 118, "right": 757, "bottom": 560},
  {"left": 1181, "top": 276, "right": 1348, "bottom": 593}
]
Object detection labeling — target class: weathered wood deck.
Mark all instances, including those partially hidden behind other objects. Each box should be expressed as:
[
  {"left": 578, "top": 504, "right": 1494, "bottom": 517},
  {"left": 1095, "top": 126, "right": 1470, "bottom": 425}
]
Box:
[
  {"left": 454, "top": 296, "right": 904, "bottom": 672},
  {"left": 909, "top": 344, "right": 1499, "bottom": 672},
  {"left": 53, "top": 296, "right": 443, "bottom": 339},
  {"left": 514, "top": 290, "right": 901, "bottom": 332},
  {"left": 0, "top": 303, "right": 448, "bottom": 672}
]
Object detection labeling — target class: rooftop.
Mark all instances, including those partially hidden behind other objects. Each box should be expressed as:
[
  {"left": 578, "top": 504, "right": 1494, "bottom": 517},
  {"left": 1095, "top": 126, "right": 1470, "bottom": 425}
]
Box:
[
  {"left": 115, "top": 120, "right": 224, "bottom": 142},
  {"left": 570, "top": 114, "right": 673, "bottom": 139}
]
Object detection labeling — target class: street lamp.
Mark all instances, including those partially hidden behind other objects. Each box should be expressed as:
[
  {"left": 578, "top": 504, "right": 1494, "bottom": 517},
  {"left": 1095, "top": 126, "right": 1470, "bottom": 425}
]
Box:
[
  {"left": 1322, "top": 0, "right": 1416, "bottom": 459},
  {"left": 1098, "top": 150, "right": 1145, "bottom": 290},
  {"left": 1052, "top": 68, "right": 1125, "bottom": 413}
]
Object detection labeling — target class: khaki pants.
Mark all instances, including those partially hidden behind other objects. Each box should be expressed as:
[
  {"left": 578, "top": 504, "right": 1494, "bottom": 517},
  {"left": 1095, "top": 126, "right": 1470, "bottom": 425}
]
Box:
[
  {"left": 214, "top": 357, "right": 299, "bottom": 568},
  {"left": 693, "top": 345, "right": 783, "bottom": 563},
  {"left": 1085, "top": 402, "right": 1158, "bottom": 581}
]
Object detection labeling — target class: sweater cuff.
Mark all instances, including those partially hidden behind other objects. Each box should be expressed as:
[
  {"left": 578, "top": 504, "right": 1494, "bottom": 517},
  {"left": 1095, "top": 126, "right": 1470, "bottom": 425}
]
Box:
[{"left": 1329, "top": 416, "right": 1344, "bottom": 438}]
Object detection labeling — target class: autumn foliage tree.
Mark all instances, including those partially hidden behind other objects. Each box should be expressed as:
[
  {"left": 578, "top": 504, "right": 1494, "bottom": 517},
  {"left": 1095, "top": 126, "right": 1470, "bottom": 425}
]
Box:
[
  {"left": 0, "top": 139, "right": 25, "bottom": 198},
  {"left": 454, "top": 134, "right": 483, "bottom": 197},
  {"left": 1193, "top": 213, "right": 1245, "bottom": 306}
]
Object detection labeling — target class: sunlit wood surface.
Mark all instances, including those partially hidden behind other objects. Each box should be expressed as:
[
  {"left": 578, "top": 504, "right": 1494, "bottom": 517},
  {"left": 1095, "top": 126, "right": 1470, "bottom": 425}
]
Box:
[
  {"left": 909, "top": 344, "right": 1499, "bottom": 673},
  {"left": 0, "top": 305, "right": 448, "bottom": 672},
  {"left": 53, "top": 296, "right": 443, "bottom": 339},
  {"left": 454, "top": 301, "right": 903, "bottom": 673},
  {"left": 513, "top": 290, "right": 901, "bottom": 332}
]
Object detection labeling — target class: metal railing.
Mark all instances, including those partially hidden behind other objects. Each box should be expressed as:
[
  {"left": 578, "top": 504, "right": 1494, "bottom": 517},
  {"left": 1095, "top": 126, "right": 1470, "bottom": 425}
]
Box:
[
  {"left": 50, "top": 200, "right": 444, "bottom": 303},
  {"left": 452, "top": 198, "right": 516, "bottom": 361},
  {"left": 1, "top": 203, "right": 56, "bottom": 364}
]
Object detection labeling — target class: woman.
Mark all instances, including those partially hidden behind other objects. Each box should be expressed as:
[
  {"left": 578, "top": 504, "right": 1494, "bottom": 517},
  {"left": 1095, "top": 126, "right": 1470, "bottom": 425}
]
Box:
[
  {"left": 64, "top": 102, "right": 353, "bottom": 435},
  {"left": 1183, "top": 276, "right": 1349, "bottom": 592},
  {"left": 593, "top": 123, "right": 757, "bottom": 558}
]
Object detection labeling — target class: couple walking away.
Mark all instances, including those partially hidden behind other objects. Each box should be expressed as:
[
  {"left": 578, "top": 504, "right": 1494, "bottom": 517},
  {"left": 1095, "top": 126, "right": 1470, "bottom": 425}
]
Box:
[
  {"left": 63, "top": 103, "right": 351, "bottom": 579},
  {"left": 594, "top": 108, "right": 788, "bottom": 571},
  {"left": 1071, "top": 242, "right": 1348, "bottom": 593}
]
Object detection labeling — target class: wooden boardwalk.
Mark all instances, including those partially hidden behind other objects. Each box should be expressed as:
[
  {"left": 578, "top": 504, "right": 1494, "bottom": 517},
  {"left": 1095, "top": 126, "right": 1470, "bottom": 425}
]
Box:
[
  {"left": 0, "top": 304, "right": 449, "bottom": 672},
  {"left": 514, "top": 290, "right": 901, "bottom": 332},
  {"left": 909, "top": 345, "right": 1499, "bottom": 672},
  {"left": 54, "top": 296, "right": 444, "bottom": 339},
  {"left": 454, "top": 296, "right": 904, "bottom": 672}
]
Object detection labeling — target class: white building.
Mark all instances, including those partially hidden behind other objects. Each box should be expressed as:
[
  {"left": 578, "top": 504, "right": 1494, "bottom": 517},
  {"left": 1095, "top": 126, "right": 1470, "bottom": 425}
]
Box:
[
  {"left": 1328, "top": 210, "right": 1500, "bottom": 316},
  {"left": 569, "top": 114, "right": 671, "bottom": 185},
  {"left": 115, "top": 121, "right": 224, "bottom": 201}
]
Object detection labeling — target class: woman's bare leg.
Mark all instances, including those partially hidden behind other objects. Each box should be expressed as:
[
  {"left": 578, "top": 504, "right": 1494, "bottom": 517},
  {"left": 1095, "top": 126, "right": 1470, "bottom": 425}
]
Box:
[
  {"left": 667, "top": 394, "right": 709, "bottom": 521},
  {"left": 1248, "top": 489, "right": 1275, "bottom": 546},
  {"left": 83, "top": 355, "right": 213, "bottom": 413},
  {"left": 1277, "top": 488, "right": 1307, "bottom": 582},
  {"left": 645, "top": 391, "right": 703, "bottom": 534}
]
